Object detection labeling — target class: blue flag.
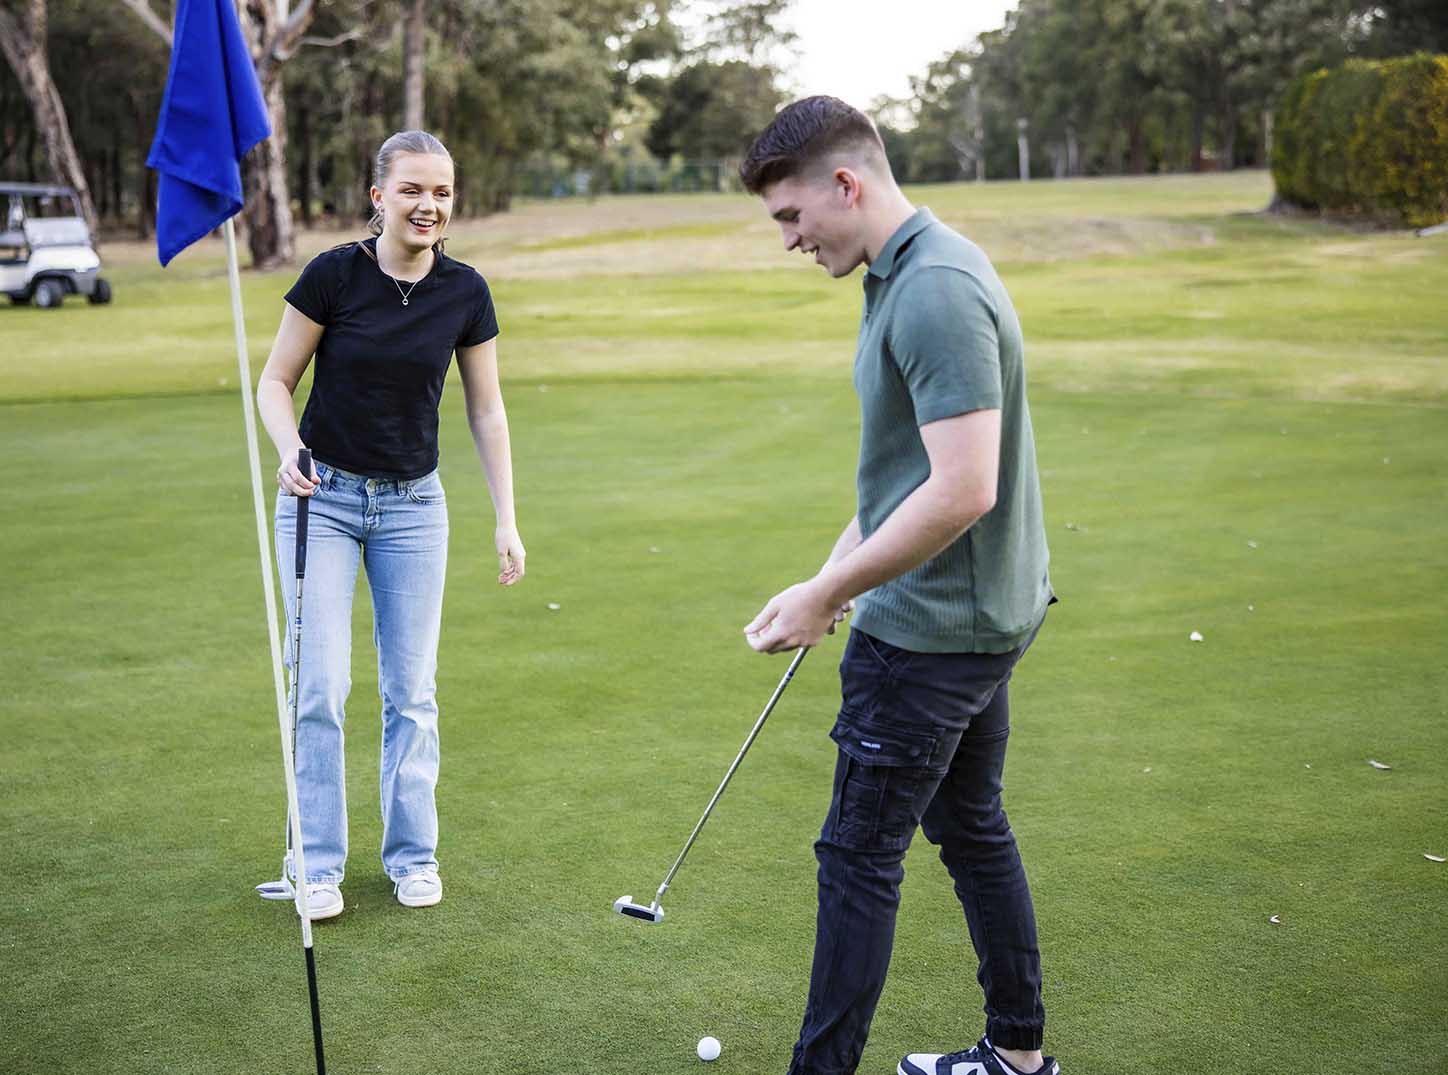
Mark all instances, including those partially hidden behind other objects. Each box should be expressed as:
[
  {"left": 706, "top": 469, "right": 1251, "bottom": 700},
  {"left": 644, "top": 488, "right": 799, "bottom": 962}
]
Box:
[{"left": 146, "top": 0, "right": 271, "bottom": 266}]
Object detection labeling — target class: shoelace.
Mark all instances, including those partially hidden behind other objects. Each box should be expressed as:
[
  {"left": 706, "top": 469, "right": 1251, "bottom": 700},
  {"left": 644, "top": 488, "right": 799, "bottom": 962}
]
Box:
[{"left": 938, "top": 1041, "right": 1006, "bottom": 1075}]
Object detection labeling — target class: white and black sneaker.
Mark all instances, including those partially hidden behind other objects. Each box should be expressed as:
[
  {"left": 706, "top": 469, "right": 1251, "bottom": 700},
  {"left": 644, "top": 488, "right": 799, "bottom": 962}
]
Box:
[{"left": 898, "top": 1038, "right": 1060, "bottom": 1075}]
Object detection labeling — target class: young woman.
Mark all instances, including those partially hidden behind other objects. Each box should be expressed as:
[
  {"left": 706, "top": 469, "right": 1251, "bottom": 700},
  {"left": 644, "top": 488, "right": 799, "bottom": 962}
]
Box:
[{"left": 257, "top": 130, "right": 524, "bottom": 918}]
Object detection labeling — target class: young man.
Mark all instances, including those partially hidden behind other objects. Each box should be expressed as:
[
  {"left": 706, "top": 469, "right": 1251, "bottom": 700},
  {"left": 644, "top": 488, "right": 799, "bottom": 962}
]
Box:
[{"left": 740, "top": 97, "right": 1059, "bottom": 1075}]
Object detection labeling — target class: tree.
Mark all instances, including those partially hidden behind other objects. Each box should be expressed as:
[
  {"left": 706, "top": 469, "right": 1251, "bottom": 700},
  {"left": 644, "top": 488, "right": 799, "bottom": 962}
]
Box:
[
  {"left": 45, "top": 0, "right": 169, "bottom": 236},
  {"left": 1141, "top": 0, "right": 1240, "bottom": 170},
  {"left": 645, "top": 59, "right": 782, "bottom": 162},
  {"left": 1227, "top": 0, "right": 1362, "bottom": 163},
  {"left": 904, "top": 49, "right": 982, "bottom": 182},
  {"left": 699, "top": 0, "right": 796, "bottom": 67},
  {"left": 0, "top": 0, "right": 100, "bottom": 235},
  {"left": 641, "top": 0, "right": 791, "bottom": 171}
]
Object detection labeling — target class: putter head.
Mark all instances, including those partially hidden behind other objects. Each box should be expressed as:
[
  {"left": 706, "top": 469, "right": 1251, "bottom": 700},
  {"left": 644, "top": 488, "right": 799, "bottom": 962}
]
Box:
[
  {"left": 613, "top": 895, "right": 664, "bottom": 923},
  {"left": 256, "top": 853, "right": 296, "bottom": 901},
  {"left": 255, "top": 877, "right": 295, "bottom": 901}
]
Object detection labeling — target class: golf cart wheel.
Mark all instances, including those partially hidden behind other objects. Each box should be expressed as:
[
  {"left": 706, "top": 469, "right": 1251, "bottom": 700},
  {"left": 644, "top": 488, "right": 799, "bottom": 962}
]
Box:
[
  {"left": 88, "top": 278, "right": 112, "bottom": 305},
  {"left": 32, "top": 279, "right": 65, "bottom": 309}
]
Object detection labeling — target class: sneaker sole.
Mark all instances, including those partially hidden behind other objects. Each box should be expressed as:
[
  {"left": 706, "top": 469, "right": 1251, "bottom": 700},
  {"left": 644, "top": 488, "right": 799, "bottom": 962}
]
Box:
[{"left": 396, "top": 889, "right": 442, "bottom": 908}]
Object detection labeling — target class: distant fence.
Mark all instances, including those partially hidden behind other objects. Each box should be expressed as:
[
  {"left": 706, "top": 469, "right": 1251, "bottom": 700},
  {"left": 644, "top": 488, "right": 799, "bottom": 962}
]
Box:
[{"left": 517, "top": 159, "right": 739, "bottom": 198}]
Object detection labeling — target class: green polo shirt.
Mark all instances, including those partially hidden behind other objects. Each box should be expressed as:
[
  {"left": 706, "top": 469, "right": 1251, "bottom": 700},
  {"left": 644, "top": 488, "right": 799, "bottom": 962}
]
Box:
[{"left": 850, "top": 208, "right": 1052, "bottom": 654}]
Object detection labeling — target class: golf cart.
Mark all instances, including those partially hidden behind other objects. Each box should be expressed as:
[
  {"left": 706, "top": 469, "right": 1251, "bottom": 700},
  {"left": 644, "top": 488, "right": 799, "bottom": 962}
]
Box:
[{"left": 0, "top": 182, "right": 112, "bottom": 308}]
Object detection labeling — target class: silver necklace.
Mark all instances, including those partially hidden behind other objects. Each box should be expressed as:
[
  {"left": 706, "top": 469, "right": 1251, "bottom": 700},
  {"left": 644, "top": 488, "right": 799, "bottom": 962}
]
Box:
[{"left": 388, "top": 272, "right": 422, "bottom": 307}]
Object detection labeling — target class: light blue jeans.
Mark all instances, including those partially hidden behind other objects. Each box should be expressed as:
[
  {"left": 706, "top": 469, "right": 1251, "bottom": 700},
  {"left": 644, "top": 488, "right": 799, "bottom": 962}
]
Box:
[{"left": 274, "top": 461, "right": 448, "bottom": 884}]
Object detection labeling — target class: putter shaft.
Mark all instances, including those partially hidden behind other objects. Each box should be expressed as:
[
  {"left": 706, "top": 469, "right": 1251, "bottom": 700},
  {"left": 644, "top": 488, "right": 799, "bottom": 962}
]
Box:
[{"left": 652, "top": 646, "right": 808, "bottom": 905}]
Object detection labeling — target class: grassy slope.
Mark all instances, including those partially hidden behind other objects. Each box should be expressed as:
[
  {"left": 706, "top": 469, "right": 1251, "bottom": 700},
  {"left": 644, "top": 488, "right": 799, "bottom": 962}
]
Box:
[{"left": 1, "top": 172, "right": 1445, "bottom": 1074}]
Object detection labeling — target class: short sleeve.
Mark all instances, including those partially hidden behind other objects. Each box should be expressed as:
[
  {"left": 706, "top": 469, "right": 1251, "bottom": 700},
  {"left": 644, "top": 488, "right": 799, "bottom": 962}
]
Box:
[
  {"left": 283, "top": 249, "right": 340, "bottom": 325},
  {"left": 887, "top": 267, "right": 1002, "bottom": 425},
  {"left": 458, "top": 274, "right": 499, "bottom": 347}
]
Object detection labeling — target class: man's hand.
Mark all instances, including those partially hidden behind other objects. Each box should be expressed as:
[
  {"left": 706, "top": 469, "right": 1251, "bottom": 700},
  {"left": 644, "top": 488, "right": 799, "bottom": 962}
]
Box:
[{"left": 744, "top": 578, "right": 848, "bottom": 654}]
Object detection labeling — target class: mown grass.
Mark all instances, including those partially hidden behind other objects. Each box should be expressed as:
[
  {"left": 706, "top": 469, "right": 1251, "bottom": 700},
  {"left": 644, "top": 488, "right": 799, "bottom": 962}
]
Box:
[{"left": 1, "top": 172, "right": 1445, "bottom": 1075}]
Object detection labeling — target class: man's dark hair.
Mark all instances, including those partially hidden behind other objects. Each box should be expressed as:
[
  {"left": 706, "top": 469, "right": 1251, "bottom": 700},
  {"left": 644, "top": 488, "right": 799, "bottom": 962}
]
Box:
[{"left": 739, "top": 96, "right": 887, "bottom": 194}]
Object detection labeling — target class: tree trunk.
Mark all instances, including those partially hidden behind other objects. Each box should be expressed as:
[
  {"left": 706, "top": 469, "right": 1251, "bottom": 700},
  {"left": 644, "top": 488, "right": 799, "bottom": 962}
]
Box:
[
  {"left": 298, "top": 101, "right": 313, "bottom": 228},
  {"left": 1128, "top": 118, "right": 1146, "bottom": 174},
  {"left": 127, "top": 87, "right": 153, "bottom": 239},
  {"left": 112, "top": 138, "right": 123, "bottom": 222},
  {"left": 970, "top": 83, "right": 985, "bottom": 182},
  {"left": 241, "top": 69, "right": 294, "bottom": 270},
  {"left": 1262, "top": 107, "right": 1275, "bottom": 166},
  {"left": 0, "top": 0, "right": 100, "bottom": 238},
  {"left": 93, "top": 151, "right": 108, "bottom": 218},
  {"left": 141, "top": 166, "right": 156, "bottom": 239},
  {"left": 1191, "top": 102, "right": 1205, "bottom": 172},
  {"left": 402, "top": 0, "right": 426, "bottom": 130},
  {"left": 1220, "top": 107, "right": 1237, "bottom": 170}
]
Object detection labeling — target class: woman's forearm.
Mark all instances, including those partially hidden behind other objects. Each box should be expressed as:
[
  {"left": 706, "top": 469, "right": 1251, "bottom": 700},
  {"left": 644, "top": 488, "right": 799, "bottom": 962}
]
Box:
[
  {"left": 468, "top": 408, "right": 516, "bottom": 527},
  {"left": 257, "top": 378, "right": 304, "bottom": 461}
]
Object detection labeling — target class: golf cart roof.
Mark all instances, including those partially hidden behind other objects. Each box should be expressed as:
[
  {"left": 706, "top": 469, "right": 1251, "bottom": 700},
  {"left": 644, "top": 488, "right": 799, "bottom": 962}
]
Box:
[{"left": 0, "top": 182, "right": 79, "bottom": 198}]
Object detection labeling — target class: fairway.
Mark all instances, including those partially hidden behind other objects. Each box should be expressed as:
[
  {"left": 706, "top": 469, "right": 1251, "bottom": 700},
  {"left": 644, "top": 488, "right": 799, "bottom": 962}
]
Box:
[{"left": 1, "top": 172, "right": 1445, "bottom": 1074}]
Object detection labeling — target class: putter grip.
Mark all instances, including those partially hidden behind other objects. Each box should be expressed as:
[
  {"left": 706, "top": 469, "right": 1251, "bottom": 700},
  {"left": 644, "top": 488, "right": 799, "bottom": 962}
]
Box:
[{"left": 294, "top": 448, "right": 311, "bottom": 579}]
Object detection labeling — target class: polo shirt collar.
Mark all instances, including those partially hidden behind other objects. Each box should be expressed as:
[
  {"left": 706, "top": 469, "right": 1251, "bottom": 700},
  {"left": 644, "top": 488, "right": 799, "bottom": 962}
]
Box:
[{"left": 866, "top": 207, "right": 935, "bottom": 281}]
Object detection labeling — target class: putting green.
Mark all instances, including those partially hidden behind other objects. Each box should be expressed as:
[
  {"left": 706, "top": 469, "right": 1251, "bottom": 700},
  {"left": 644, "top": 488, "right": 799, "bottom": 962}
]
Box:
[{"left": 1, "top": 173, "right": 1445, "bottom": 1074}]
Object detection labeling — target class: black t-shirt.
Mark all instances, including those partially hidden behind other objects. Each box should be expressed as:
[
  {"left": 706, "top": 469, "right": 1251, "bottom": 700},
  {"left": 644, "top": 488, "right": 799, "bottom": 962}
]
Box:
[{"left": 284, "top": 238, "right": 499, "bottom": 480}]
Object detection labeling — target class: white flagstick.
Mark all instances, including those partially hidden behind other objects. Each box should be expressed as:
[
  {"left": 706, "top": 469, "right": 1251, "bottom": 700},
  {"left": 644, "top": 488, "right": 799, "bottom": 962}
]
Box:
[
  {"left": 222, "top": 219, "right": 325, "bottom": 1074},
  {"left": 222, "top": 217, "right": 315, "bottom": 930}
]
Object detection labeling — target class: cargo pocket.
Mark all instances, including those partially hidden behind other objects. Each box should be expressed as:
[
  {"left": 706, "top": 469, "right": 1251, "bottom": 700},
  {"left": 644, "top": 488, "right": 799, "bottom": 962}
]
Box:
[{"left": 824, "top": 709, "right": 943, "bottom": 852}]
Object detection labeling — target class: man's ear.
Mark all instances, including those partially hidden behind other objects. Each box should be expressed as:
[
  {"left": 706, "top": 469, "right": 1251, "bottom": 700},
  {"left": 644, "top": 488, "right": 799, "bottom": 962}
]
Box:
[{"left": 834, "top": 167, "right": 862, "bottom": 209}]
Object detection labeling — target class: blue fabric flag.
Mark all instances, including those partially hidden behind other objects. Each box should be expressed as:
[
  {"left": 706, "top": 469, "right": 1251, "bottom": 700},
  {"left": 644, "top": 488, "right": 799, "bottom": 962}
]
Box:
[{"left": 146, "top": 0, "right": 271, "bottom": 266}]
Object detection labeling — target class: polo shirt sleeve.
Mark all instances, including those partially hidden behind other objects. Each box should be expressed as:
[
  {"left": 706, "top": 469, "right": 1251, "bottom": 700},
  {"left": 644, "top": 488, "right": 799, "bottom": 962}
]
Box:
[
  {"left": 887, "top": 266, "right": 1003, "bottom": 425},
  {"left": 458, "top": 275, "right": 499, "bottom": 347},
  {"left": 283, "top": 248, "right": 340, "bottom": 326}
]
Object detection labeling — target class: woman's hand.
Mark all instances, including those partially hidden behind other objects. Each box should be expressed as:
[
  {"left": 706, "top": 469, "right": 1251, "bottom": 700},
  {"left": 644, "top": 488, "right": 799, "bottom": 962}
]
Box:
[
  {"left": 276, "top": 445, "right": 317, "bottom": 496},
  {"left": 496, "top": 525, "right": 526, "bottom": 585}
]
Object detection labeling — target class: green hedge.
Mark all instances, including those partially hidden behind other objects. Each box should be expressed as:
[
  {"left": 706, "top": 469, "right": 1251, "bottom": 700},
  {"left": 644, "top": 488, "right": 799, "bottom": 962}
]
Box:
[{"left": 1273, "top": 54, "right": 1448, "bottom": 228}]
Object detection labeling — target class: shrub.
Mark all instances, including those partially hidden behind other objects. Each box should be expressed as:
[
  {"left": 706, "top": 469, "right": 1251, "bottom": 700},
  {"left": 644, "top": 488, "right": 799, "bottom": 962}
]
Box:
[{"left": 1273, "top": 54, "right": 1448, "bottom": 227}]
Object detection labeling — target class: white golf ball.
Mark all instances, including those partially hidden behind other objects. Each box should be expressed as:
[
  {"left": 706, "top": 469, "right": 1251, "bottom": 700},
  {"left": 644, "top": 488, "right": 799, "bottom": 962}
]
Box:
[{"left": 697, "top": 1036, "right": 721, "bottom": 1061}]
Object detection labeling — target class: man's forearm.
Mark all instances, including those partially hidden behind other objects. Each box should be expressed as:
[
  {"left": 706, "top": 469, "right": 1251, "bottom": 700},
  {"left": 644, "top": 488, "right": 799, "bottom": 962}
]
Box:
[
  {"left": 824, "top": 516, "right": 863, "bottom": 566},
  {"left": 814, "top": 479, "right": 987, "bottom": 607}
]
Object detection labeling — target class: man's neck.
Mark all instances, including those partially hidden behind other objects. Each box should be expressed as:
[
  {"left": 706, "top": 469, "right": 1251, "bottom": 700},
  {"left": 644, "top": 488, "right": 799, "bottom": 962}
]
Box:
[
  {"left": 376, "top": 231, "right": 434, "bottom": 281},
  {"left": 863, "top": 191, "right": 919, "bottom": 265}
]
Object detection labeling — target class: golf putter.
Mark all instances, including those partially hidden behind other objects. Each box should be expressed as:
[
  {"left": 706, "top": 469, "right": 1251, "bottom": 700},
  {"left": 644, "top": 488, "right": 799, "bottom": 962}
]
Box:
[
  {"left": 290, "top": 449, "right": 326, "bottom": 1074},
  {"left": 256, "top": 448, "right": 313, "bottom": 905},
  {"left": 614, "top": 645, "right": 809, "bottom": 923}
]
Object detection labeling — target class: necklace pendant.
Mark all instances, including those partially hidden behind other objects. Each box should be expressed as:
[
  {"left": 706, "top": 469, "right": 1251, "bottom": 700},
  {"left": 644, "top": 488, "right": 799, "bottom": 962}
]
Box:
[{"left": 402, "top": 298, "right": 409, "bottom": 306}]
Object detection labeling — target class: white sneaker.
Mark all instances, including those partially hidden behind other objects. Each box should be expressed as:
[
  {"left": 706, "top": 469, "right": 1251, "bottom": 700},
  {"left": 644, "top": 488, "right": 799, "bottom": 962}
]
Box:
[
  {"left": 394, "top": 870, "right": 442, "bottom": 908},
  {"left": 297, "top": 883, "right": 344, "bottom": 920},
  {"left": 257, "top": 872, "right": 344, "bottom": 921}
]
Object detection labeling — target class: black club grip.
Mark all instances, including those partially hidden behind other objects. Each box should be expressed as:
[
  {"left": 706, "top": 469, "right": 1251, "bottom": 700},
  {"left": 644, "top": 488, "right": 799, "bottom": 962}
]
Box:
[{"left": 295, "top": 448, "right": 311, "bottom": 579}]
